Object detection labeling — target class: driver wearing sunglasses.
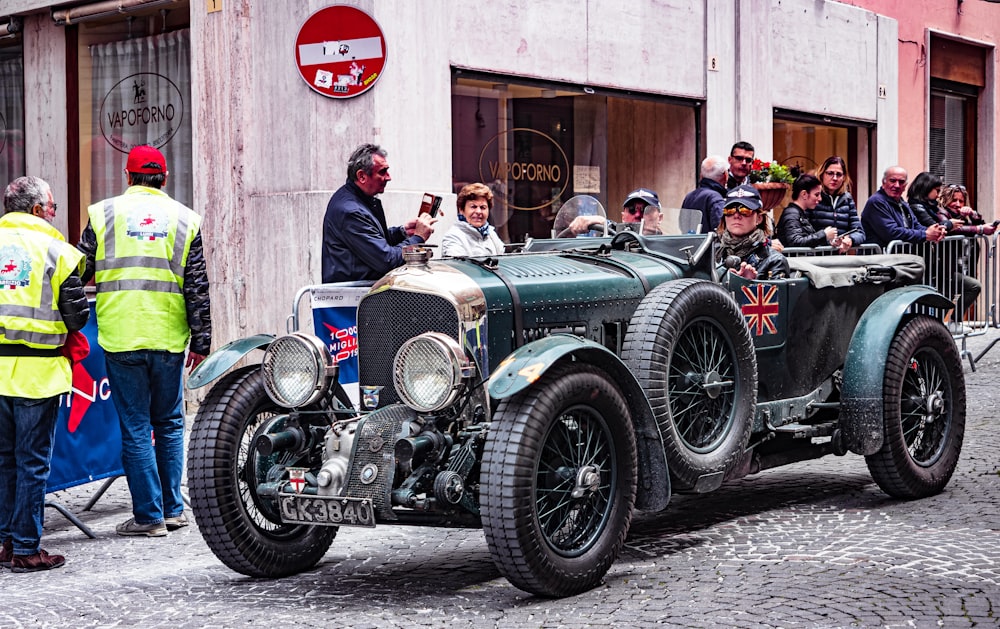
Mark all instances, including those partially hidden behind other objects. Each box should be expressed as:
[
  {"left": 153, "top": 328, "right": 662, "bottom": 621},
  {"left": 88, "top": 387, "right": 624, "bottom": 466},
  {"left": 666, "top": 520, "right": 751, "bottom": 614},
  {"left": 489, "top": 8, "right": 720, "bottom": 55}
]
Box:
[
  {"left": 716, "top": 184, "right": 789, "bottom": 280},
  {"left": 567, "top": 187, "right": 662, "bottom": 236}
]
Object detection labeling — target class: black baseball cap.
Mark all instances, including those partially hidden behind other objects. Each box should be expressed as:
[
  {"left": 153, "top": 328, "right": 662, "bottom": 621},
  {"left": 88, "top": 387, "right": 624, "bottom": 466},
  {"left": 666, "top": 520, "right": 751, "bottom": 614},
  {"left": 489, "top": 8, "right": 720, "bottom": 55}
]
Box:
[{"left": 724, "top": 184, "right": 763, "bottom": 212}]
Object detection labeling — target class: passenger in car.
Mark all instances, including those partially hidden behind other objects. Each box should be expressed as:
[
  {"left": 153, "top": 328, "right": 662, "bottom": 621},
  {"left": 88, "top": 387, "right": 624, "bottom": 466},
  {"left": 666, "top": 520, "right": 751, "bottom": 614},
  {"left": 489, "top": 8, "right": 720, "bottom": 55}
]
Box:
[
  {"left": 716, "top": 184, "right": 790, "bottom": 280},
  {"left": 776, "top": 174, "right": 852, "bottom": 253},
  {"left": 441, "top": 183, "right": 505, "bottom": 257}
]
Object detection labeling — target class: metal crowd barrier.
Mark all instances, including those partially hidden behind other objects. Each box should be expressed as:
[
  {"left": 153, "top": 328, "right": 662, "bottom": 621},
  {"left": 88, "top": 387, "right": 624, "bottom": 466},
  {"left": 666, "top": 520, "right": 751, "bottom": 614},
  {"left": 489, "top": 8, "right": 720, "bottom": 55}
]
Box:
[{"left": 885, "top": 234, "right": 994, "bottom": 370}]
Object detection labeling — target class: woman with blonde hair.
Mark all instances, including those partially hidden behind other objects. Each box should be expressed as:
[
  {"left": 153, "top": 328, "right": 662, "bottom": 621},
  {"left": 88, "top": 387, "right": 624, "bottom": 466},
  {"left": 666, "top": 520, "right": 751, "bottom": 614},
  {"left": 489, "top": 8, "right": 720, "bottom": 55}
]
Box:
[
  {"left": 441, "top": 183, "right": 505, "bottom": 257},
  {"left": 811, "top": 156, "right": 865, "bottom": 246}
]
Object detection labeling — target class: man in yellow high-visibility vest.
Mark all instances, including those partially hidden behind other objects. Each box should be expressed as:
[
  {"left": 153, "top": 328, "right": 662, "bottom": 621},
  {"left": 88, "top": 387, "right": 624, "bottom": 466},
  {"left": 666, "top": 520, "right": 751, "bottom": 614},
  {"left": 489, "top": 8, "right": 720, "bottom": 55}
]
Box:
[
  {"left": 0, "top": 176, "right": 90, "bottom": 572},
  {"left": 78, "top": 145, "right": 212, "bottom": 538}
]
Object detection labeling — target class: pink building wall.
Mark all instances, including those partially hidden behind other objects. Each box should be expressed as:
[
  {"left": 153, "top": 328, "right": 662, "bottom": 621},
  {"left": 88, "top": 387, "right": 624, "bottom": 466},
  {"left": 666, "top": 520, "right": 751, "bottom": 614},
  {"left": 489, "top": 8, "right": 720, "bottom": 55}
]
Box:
[{"left": 839, "top": 0, "right": 999, "bottom": 211}]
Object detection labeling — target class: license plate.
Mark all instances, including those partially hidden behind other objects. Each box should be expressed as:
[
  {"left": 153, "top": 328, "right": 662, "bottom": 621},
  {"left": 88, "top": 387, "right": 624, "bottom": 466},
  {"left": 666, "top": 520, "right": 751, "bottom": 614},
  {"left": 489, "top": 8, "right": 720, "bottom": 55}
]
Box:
[{"left": 278, "top": 495, "right": 376, "bottom": 528}]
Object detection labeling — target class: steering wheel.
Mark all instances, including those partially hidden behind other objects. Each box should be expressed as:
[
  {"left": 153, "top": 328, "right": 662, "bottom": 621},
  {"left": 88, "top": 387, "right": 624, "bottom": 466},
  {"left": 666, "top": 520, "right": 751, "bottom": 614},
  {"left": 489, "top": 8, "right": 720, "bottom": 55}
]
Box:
[{"left": 556, "top": 221, "right": 618, "bottom": 239}]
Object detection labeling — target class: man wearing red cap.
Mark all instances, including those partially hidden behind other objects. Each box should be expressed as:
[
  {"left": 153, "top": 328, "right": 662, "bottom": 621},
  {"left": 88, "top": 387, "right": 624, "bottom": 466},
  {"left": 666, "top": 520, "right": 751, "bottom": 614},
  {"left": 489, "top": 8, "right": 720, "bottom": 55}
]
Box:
[{"left": 77, "top": 145, "right": 212, "bottom": 537}]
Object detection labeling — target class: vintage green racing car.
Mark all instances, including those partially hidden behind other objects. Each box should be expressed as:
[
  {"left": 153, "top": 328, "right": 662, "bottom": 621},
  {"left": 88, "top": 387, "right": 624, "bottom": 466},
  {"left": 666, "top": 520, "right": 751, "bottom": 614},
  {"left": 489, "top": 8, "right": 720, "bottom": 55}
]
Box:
[{"left": 186, "top": 197, "right": 965, "bottom": 598}]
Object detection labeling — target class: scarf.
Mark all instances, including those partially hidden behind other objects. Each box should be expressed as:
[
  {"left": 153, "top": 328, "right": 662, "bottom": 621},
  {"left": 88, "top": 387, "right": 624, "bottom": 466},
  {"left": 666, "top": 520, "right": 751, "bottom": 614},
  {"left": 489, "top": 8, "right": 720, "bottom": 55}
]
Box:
[
  {"left": 458, "top": 212, "right": 492, "bottom": 239},
  {"left": 716, "top": 227, "right": 768, "bottom": 263}
]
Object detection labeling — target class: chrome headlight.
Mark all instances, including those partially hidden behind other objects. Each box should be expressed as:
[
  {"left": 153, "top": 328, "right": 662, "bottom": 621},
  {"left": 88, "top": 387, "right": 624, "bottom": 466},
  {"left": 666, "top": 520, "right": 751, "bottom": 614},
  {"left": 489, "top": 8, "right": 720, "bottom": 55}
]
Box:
[
  {"left": 393, "top": 332, "right": 473, "bottom": 412},
  {"left": 261, "top": 333, "right": 335, "bottom": 408}
]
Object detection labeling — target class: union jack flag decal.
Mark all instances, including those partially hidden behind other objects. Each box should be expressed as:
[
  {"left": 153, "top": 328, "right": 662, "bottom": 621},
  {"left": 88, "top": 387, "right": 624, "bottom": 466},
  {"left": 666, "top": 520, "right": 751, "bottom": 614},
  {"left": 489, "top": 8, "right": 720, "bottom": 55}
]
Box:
[{"left": 740, "top": 284, "right": 779, "bottom": 335}]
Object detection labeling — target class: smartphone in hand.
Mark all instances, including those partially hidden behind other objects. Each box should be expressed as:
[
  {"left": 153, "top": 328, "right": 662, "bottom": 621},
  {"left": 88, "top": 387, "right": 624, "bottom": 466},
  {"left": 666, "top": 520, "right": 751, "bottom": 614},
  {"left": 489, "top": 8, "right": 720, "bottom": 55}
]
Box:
[{"left": 418, "top": 193, "right": 443, "bottom": 218}]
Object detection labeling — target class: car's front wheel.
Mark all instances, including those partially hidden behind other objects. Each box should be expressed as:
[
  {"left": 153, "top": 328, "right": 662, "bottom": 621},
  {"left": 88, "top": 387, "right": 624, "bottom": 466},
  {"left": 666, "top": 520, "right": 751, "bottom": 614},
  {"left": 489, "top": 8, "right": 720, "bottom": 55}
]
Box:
[
  {"left": 866, "top": 315, "right": 966, "bottom": 498},
  {"left": 481, "top": 363, "right": 637, "bottom": 597},
  {"left": 187, "top": 366, "right": 337, "bottom": 577}
]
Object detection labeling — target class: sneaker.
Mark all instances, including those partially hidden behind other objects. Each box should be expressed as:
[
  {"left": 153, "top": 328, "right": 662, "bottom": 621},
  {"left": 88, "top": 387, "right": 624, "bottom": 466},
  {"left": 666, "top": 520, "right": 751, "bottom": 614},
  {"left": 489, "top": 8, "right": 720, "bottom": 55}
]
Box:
[
  {"left": 0, "top": 539, "right": 12, "bottom": 569},
  {"left": 11, "top": 549, "right": 65, "bottom": 573},
  {"left": 164, "top": 513, "right": 189, "bottom": 531},
  {"left": 116, "top": 517, "right": 167, "bottom": 537}
]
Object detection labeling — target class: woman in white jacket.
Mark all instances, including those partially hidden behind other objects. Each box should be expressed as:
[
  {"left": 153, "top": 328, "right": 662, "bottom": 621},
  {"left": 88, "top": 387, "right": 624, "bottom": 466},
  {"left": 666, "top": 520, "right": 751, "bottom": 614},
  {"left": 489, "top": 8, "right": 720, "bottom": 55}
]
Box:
[{"left": 441, "top": 183, "right": 505, "bottom": 257}]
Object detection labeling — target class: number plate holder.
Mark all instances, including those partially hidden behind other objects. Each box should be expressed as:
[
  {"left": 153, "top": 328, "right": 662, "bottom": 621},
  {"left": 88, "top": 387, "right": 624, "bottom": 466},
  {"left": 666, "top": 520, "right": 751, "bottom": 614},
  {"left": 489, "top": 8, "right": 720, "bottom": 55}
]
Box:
[{"left": 278, "top": 495, "right": 376, "bottom": 528}]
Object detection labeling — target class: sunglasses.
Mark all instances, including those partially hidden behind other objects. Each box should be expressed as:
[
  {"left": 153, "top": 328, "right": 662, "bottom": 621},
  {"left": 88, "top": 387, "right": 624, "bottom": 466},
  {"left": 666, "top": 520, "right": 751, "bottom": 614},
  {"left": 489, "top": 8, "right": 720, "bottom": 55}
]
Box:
[
  {"left": 948, "top": 184, "right": 967, "bottom": 192},
  {"left": 732, "top": 156, "right": 754, "bottom": 164},
  {"left": 625, "top": 204, "right": 647, "bottom": 215},
  {"left": 723, "top": 206, "right": 757, "bottom": 217}
]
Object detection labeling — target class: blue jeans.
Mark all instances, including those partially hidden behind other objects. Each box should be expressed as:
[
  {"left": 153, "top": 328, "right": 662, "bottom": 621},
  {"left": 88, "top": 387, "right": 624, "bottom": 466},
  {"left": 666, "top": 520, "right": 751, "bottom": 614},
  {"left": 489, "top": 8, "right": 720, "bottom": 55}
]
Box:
[
  {"left": 105, "top": 350, "right": 185, "bottom": 524},
  {"left": 0, "top": 395, "right": 59, "bottom": 555}
]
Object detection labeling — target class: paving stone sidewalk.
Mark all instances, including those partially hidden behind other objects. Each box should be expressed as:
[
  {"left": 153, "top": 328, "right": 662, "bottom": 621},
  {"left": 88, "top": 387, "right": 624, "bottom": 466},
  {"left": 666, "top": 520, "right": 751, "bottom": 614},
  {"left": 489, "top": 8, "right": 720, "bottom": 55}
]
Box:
[{"left": 2, "top": 332, "right": 998, "bottom": 628}]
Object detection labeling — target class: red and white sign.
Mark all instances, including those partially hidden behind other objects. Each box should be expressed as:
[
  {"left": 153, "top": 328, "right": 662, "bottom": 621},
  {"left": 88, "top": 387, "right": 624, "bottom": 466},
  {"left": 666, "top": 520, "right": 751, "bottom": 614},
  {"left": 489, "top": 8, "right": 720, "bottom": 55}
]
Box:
[{"left": 294, "top": 5, "right": 387, "bottom": 99}]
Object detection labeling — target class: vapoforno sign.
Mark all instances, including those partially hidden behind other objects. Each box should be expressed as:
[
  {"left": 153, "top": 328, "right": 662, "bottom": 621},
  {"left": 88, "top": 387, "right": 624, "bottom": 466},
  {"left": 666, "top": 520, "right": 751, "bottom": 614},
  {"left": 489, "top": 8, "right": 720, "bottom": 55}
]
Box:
[{"left": 99, "top": 72, "right": 184, "bottom": 153}]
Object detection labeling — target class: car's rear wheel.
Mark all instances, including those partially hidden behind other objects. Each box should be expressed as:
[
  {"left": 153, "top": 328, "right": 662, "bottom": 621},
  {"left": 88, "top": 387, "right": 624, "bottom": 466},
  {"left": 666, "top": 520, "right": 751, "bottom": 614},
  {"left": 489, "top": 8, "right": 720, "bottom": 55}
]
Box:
[
  {"left": 481, "top": 363, "right": 637, "bottom": 597},
  {"left": 866, "top": 315, "right": 965, "bottom": 498},
  {"left": 623, "top": 279, "right": 757, "bottom": 490},
  {"left": 188, "top": 366, "right": 337, "bottom": 576}
]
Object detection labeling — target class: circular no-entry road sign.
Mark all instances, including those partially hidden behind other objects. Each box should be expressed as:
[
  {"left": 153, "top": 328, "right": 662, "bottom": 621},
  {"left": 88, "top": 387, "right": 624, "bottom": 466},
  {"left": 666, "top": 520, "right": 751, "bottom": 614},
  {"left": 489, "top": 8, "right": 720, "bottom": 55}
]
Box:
[{"left": 294, "top": 5, "right": 387, "bottom": 99}]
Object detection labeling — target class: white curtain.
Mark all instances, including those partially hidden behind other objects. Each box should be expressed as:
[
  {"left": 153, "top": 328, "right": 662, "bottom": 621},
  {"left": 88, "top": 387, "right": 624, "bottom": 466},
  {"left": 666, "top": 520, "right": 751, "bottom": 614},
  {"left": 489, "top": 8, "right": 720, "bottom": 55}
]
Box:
[
  {"left": 90, "top": 30, "right": 192, "bottom": 207},
  {"left": 0, "top": 46, "right": 25, "bottom": 189}
]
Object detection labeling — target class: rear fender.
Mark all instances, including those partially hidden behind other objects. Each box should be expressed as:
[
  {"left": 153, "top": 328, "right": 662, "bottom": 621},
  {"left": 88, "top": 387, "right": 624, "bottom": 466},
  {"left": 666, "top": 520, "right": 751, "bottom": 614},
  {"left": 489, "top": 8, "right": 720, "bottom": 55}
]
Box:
[
  {"left": 840, "top": 287, "right": 953, "bottom": 455},
  {"left": 488, "top": 334, "right": 670, "bottom": 512},
  {"left": 186, "top": 334, "right": 275, "bottom": 390}
]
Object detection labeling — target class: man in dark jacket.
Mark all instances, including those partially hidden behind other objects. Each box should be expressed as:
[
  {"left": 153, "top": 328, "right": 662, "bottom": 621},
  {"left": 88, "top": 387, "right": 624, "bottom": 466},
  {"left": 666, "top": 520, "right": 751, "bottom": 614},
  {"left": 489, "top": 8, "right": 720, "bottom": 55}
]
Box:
[
  {"left": 681, "top": 155, "right": 728, "bottom": 234},
  {"left": 861, "top": 166, "right": 946, "bottom": 249},
  {"left": 322, "top": 144, "right": 437, "bottom": 283}
]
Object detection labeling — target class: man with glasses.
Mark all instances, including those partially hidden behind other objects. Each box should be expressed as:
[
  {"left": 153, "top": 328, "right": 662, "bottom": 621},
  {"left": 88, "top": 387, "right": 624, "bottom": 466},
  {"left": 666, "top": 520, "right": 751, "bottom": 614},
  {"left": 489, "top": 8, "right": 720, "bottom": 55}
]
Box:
[
  {"left": 0, "top": 176, "right": 89, "bottom": 572},
  {"left": 727, "top": 141, "right": 755, "bottom": 190},
  {"left": 566, "top": 188, "right": 662, "bottom": 236},
  {"left": 860, "top": 166, "right": 946, "bottom": 249}
]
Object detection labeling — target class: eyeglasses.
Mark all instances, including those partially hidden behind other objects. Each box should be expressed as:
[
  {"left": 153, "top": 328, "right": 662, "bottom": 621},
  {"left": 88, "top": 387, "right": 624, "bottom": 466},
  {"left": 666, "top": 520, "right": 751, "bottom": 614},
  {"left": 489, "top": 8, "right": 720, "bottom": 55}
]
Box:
[
  {"left": 723, "top": 206, "right": 757, "bottom": 217},
  {"left": 823, "top": 171, "right": 845, "bottom": 179},
  {"left": 732, "top": 156, "right": 754, "bottom": 164},
  {"left": 49, "top": 202, "right": 58, "bottom": 212},
  {"left": 625, "top": 204, "right": 646, "bottom": 215}
]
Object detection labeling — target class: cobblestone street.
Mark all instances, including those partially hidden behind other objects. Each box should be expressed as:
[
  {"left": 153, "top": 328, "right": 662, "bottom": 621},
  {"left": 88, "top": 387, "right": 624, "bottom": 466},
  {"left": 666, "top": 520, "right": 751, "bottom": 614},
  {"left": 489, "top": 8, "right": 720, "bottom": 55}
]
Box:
[{"left": 2, "top": 333, "right": 998, "bottom": 628}]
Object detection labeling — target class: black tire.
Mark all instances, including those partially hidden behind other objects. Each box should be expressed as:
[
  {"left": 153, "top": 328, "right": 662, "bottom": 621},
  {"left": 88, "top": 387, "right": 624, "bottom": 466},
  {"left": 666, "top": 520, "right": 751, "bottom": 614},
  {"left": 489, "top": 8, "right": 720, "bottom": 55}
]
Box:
[
  {"left": 622, "top": 279, "right": 757, "bottom": 489},
  {"left": 481, "top": 363, "right": 637, "bottom": 597},
  {"left": 187, "top": 366, "right": 336, "bottom": 577},
  {"left": 866, "top": 316, "right": 966, "bottom": 499}
]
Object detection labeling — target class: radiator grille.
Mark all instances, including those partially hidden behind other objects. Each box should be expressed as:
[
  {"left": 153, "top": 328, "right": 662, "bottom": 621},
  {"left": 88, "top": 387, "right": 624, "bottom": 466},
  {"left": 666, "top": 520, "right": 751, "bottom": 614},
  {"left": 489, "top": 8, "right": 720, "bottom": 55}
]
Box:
[
  {"left": 357, "top": 290, "right": 460, "bottom": 407},
  {"left": 344, "top": 405, "right": 415, "bottom": 520}
]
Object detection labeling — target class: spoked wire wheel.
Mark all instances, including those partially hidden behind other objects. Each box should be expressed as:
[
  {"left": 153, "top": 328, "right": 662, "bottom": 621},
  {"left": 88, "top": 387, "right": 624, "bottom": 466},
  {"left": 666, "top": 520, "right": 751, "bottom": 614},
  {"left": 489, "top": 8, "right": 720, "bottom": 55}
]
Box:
[{"left": 867, "top": 315, "right": 965, "bottom": 498}]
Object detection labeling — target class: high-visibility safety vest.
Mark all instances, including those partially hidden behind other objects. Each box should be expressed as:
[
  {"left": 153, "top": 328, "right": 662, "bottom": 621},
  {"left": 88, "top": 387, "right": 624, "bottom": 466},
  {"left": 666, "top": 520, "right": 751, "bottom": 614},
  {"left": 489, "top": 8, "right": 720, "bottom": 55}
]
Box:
[
  {"left": 0, "top": 211, "right": 85, "bottom": 398},
  {"left": 88, "top": 186, "right": 202, "bottom": 353}
]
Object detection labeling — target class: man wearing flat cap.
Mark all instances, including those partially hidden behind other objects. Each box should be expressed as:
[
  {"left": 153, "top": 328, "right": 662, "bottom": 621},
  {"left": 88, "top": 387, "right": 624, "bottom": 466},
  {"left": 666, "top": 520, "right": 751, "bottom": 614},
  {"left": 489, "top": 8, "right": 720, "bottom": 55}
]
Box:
[
  {"left": 77, "top": 144, "right": 211, "bottom": 538},
  {"left": 716, "top": 184, "right": 789, "bottom": 280}
]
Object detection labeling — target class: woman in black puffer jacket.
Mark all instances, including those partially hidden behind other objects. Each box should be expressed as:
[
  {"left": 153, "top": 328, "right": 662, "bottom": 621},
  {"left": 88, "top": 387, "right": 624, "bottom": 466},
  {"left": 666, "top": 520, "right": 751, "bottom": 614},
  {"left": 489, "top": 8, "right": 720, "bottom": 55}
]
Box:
[
  {"left": 811, "top": 156, "right": 866, "bottom": 246},
  {"left": 907, "top": 171, "right": 949, "bottom": 229}
]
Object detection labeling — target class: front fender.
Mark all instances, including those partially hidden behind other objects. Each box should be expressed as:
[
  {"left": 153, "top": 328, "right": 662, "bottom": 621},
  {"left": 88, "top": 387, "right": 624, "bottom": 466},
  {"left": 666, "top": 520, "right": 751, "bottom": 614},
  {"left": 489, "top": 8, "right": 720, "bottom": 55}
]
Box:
[
  {"left": 488, "top": 334, "right": 670, "bottom": 513},
  {"left": 186, "top": 334, "right": 275, "bottom": 389},
  {"left": 840, "top": 286, "right": 953, "bottom": 455}
]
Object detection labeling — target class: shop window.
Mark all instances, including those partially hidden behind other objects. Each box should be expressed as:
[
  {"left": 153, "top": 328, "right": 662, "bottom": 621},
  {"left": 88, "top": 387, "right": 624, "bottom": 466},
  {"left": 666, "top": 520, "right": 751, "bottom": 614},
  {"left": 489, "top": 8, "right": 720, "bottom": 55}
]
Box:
[
  {"left": 452, "top": 71, "right": 698, "bottom": 243},
  {"left": 929, "top": 86, "right": 975, "bottom": 188},
  {"left": 0, "top": 42, "right": 25, "bottom": 186},
  {"left": 72, "top": 5, "right": 190, "bottom": 239},
  {"left": 928, "top": 35, "right": 986, "bottom": 194},
  {"left": 772, "top": 112, "right": 873, "bottom": 198}
]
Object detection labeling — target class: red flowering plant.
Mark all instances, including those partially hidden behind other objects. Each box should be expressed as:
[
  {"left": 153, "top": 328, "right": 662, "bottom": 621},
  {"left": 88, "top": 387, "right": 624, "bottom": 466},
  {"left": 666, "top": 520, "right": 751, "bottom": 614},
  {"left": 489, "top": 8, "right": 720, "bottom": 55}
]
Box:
[{"left": 747, "top": 159, "right": 797, "bottom": 185}]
